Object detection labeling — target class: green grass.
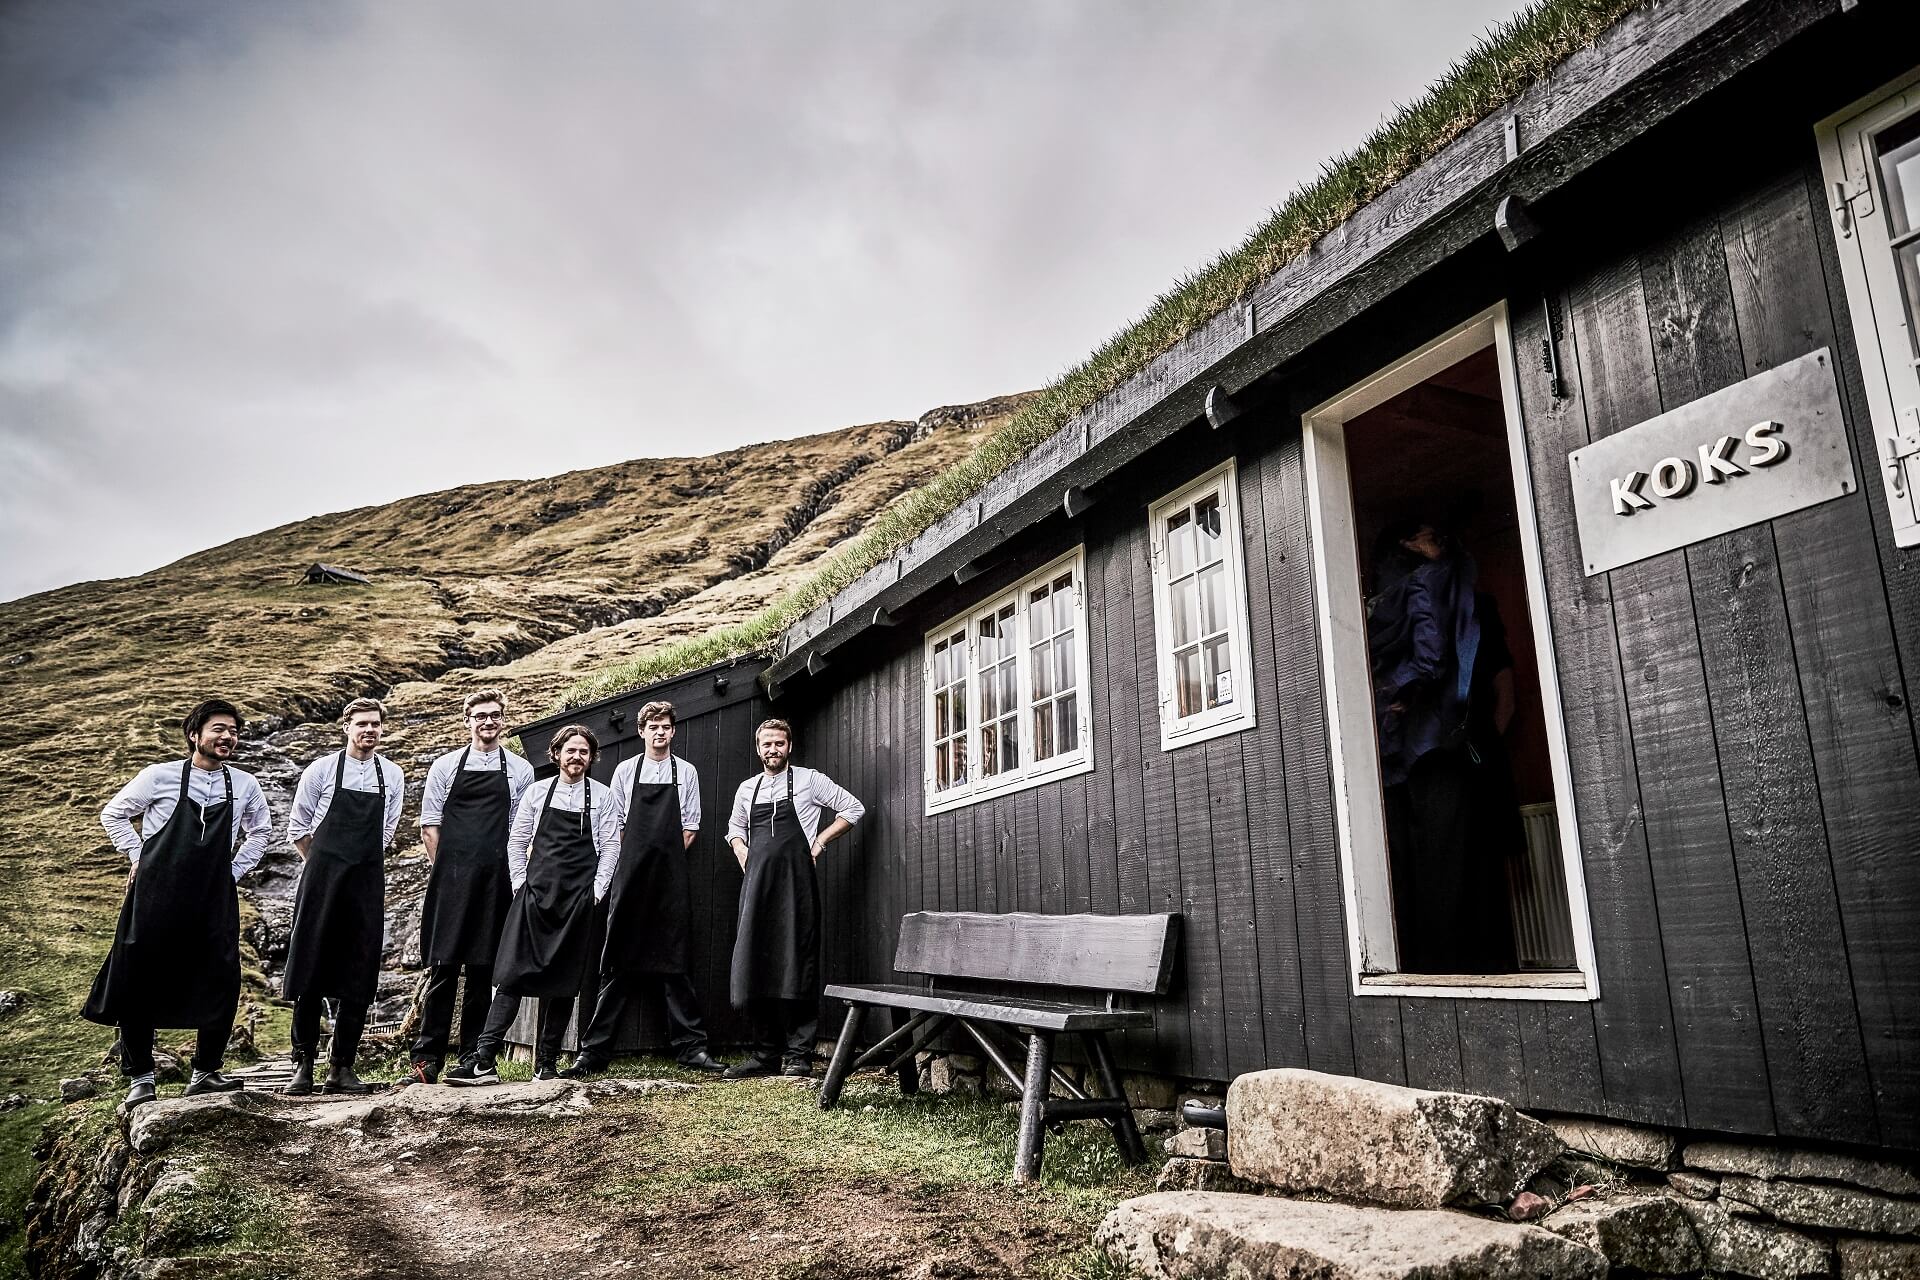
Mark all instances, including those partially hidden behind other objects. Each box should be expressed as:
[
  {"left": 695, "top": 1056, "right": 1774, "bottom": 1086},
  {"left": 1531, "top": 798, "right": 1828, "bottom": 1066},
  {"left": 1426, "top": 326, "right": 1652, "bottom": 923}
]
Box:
[{"left": 560, "top": 0, "right": 1643, "bottom": 709}]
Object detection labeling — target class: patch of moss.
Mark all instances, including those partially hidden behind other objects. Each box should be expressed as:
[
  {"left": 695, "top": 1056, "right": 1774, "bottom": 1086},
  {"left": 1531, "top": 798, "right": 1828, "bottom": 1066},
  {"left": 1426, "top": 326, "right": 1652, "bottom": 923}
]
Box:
[{"left": 563, "top": 0, "right": 1644, "bottom": 708}]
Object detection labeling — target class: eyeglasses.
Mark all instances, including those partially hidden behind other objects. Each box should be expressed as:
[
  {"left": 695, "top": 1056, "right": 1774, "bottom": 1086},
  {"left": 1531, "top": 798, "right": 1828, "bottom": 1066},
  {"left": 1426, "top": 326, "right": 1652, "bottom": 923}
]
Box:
[{"left": 469, "top": 712, "right": 505, "bottom": 722}]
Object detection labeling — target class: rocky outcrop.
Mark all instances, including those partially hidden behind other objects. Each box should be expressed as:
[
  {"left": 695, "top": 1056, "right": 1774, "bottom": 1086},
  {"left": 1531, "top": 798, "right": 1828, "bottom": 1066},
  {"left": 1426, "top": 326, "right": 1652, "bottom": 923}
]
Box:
[
  {"left": 1096, "top": 1191, "right": 1606, "bottom": 1280},
  {"left": 1720, "top": 1173, "right": 1920, "bottom": 1237},
  {"left": 1668, "top": 1195, "right": 1834, "bottom": 1280},
  {"left": 1684, "top": 1141, "right": 1920, "bottom": 1198},
  {"left": 1227, "top": 1068, "right": 1561, "bottom": 1209},
  {"left": 1540, "top": 1192, "right": 1703, "bottom": 1274}
]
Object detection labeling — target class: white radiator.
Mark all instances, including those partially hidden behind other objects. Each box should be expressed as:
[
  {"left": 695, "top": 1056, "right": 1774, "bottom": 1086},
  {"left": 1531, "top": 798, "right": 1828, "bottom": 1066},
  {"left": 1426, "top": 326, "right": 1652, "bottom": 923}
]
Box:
[{"left": 1509, "top": 803, "right": 1577, "bottom": 970}]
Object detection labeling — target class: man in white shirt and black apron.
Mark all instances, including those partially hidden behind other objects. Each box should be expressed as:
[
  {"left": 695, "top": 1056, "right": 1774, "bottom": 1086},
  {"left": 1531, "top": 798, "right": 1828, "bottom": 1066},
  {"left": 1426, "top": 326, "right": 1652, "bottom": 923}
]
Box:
[
  {"left": 723, "top": 718, "right": 863, "bottom": 1078},
  {"left": 565, "top": 699, "right": 724, "bottom": 1076},
  {"left": 446, "top": 724, "right": 621, "bottom": 1085},
  {"left": 406, "top": 687, "right": 535, "bottom": 1084},
  {"left": 282, "top": 697, "right": 404, "bottom": 1096},
  {"left": 85, "top": 699, "right": 274, "bottom": 1107}
]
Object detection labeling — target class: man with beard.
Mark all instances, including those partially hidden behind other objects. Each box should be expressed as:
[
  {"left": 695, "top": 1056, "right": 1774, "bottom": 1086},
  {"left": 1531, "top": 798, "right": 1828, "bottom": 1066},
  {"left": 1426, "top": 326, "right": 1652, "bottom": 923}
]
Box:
[
  {"left": 282, "top": 697, "right": 404, "bottom": 1095},
  {"left": 563, "top": 700, "right": 724, "bottom": 1077},
  {"left": 446, "top": 724, "right": 621, "bottom": 1085},
  {"left": 87, "top": 699, "right": 273, "bottom": 1107},
  {"left": 723, "top": 719, "right": 862, "bottom": 1078},
  {"left": 404, "top": 688, "right": 536, "bottom": 1084}
]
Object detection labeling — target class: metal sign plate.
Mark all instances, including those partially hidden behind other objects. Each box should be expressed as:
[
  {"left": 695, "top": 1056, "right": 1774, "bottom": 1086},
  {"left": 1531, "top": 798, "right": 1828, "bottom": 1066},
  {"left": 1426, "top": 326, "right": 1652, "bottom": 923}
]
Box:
[{"left": 1568, "top": 347, "right": 1856, "bottom": 576}]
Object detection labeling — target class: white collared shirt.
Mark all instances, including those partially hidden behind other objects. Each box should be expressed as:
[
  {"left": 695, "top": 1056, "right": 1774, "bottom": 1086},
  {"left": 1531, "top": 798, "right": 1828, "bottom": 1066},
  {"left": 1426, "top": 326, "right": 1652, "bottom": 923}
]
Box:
[
  {"left": 286, "top": 751, "right": 405, "bottom": 848},
  {"left": 418, "top": 745, "right": 537, "bottom": 828},
  {"left": 607, "top": 753, "right": 701, "bottom": 832},
  {"left": 99, "top": 761, "right": 274, "bottom": 880},
  {"left": 506, "top": 776, "right": 623, "bottom": 901},
  {"left": 726, "top": 766, "right": 864, "bottom": 847}
]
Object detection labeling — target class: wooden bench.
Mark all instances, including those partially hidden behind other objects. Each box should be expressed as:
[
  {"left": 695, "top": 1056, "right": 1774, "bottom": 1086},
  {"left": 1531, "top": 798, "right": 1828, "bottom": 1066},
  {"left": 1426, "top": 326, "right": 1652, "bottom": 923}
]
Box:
[{"left": 819, "top": 910, "right": 1181, "bottom": 1181}]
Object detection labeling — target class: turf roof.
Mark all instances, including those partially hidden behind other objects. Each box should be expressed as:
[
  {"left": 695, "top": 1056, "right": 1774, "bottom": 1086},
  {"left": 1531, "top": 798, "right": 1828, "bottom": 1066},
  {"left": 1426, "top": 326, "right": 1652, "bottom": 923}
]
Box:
[{"left": 559, "top": 0, "right": 1644, "bottom": 711}]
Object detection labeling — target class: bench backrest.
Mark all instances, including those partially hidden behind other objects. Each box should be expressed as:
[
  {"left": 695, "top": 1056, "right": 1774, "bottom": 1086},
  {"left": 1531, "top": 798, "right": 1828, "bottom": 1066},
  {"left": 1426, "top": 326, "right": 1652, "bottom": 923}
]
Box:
[{"left": 892, "top": 911, "right": 1181, "bottom": 995}]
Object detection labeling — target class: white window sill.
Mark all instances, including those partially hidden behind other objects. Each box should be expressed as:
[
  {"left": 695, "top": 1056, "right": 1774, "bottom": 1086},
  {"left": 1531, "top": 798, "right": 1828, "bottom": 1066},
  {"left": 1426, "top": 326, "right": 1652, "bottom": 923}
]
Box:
[
  {"left": 1356, "top": 970, "right": 1596, "bottom": 1001},
  {"left": 1158, "top": 708, "right": 1256, "bottom": 753},
  {"left": 924, "top": 752, "right": 1095, "bottom": 816}
]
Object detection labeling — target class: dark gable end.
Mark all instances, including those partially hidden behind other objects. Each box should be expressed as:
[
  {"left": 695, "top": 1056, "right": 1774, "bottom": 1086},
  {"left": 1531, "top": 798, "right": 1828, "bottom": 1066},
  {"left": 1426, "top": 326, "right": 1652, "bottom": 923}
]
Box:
[{"left": 765, "top": 0, "right": 1844, "bottom": 693}]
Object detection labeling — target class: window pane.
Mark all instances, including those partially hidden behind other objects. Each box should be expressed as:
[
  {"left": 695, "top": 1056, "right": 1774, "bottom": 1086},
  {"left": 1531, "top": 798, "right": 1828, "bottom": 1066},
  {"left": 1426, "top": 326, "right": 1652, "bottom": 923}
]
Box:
[
  {"left": 936, "top": 743, "right": 950, "bottom": 790},
  {"left": 1195, "top": 493, "right": 1224, "bottom": 564},
  {"left": 1204, "top": 636, "right": 1233, "bottom": 708},
  {"left": 1030, "top": 583, "right": 1050, "bottom": 616},
  {"left": 935, "top": 689, "right": 949, "bottom": 739},
  {"left": 1198, "top": 562, "right": 1227, "bottom": 637},
  {"left": 952, "top": 678, "right": 967, "bottom": 731},
  {"left": 979, "top": 670, "right": 998, "bottom": 720},
  {"left": 1175, "top": 646, "right": 1202, "bottom": 719},
  {"left": 998, "top": 662, "right": 1017, "bottom": 715},
  {"left": 1056, "top": 692, "right": 1079, "bottom": 754},
  {"left": 1031, "top": 638, "right": 1053, "bottom": 700},
  {"left": 953, "top": 734, "right": 968, "bottom": 784},
  {"left": 1055, "top": 636, "right": 1075, "bottom": 692},
  {"left": 1877, "top": 111, "right": 1920, "bottom": 238},
  {"left": 1001, "top": 717, "right": 1020, "bottom": 770},
  {"left": 1033, "top": 703, "right": 1055, "bottom": 761},
  {"left": 1167, "top": 509, "right": 1194, "bottom": 578},
  {"left": 1896, "top": 241, "right": 1920, "bottom": 361},
  {"left": 1171, "top": 577, "right": 1197, "bottom": 647},
  {"left": 981, "top": 723, "right": 998, "bottom": 776},
  {"left": 977, "top": 618, "right": 997, "bottom": 664},
  {"left": 1053, "top": 576, "right": 1075, "bottom": 633}
]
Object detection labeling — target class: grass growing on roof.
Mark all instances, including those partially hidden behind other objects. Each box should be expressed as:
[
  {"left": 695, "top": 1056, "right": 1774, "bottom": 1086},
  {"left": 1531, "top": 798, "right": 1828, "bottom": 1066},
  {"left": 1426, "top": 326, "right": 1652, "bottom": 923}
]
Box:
[{"left": 561, "top": 0, "right": 1642, "bottom": 710}]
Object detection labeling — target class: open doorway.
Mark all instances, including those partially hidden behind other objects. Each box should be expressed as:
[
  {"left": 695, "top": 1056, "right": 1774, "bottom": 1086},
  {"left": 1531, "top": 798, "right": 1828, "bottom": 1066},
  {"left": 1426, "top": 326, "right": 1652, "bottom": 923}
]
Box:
[{"left": 1304, "top": 306, "right": 1594, "bottom": 997}]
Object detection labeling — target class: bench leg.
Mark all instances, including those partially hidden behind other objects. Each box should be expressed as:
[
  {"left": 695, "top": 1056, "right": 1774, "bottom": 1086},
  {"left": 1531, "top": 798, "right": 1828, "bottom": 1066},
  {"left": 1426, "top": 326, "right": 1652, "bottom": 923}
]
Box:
[
  {"left": 1014, "top": 1031, "right": 1054, "bottom": 1183},
  {"left": 1084, "top": 1030, "right": 1148, "bottom": 1165},
  {"left": 818, "top": 1004, "right": 864, "bottom": 1110},
  {"left": 894, "top": 1009, "right": 920, "bottom": 1097}
]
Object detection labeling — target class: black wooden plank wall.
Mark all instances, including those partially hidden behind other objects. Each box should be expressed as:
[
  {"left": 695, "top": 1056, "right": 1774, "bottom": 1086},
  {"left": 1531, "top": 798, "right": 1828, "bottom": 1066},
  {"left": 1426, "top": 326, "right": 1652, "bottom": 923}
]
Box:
[{"left": 797, "top": 157, "right": 1920, "bottom": 1148}]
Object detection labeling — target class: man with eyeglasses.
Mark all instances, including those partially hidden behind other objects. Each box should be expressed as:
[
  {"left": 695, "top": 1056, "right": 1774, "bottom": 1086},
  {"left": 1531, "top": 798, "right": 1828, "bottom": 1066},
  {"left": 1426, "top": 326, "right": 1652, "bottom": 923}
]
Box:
[
  {"left": 86, "top": 699, "right": 273, "bottom": 1107},
  {"left": 404, "top": 688, "right": 535, "bottom": 1083}
]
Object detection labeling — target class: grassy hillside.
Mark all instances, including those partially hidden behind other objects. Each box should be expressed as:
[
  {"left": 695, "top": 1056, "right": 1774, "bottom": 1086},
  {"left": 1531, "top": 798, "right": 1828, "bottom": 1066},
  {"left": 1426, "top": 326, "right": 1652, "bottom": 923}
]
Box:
[{"left": 0, "top": 392, "right": 1029, "bottom": 1272}]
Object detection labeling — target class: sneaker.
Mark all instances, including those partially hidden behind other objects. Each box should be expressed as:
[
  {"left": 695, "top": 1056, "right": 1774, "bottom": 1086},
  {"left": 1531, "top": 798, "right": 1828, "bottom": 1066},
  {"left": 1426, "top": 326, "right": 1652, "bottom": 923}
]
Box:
[
  {"left": 184, "top": 1072, "right": 244, "bottom": 1096},
  {"left": 677, "top": 1049, "right": 727, "bottom": 1075},
  {"left": 443, "top": 1059, "right": 500, "bottom": 1087},
  {"left": 558, "top": 1056, "right": 608, "bottom": 1079},
  {"left": 124, "top": 1080, "right": 157, "bottom": 1108},
  {"left": 721, "top": 1057, "right": 778, "bottom": 1080},
  {"left": 395, "top": 1059, "right": 439, "bottom": 1088},
  {"left": 531, "top": 1062, "right": 559, "bottom": 1082}
]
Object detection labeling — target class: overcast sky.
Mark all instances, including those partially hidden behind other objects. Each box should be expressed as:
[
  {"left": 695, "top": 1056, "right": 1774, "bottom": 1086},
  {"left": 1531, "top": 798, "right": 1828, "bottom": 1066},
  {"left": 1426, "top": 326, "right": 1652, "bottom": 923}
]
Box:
[{"left": 0, "top": 0, "right": 1523, "bottom": 601}]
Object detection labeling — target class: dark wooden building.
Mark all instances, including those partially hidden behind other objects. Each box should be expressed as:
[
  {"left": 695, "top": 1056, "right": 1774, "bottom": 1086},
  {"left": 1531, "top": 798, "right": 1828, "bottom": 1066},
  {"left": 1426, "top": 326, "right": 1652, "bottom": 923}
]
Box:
[{"left": 736, "top": 0, "right": 1920, "bottom": 1155}]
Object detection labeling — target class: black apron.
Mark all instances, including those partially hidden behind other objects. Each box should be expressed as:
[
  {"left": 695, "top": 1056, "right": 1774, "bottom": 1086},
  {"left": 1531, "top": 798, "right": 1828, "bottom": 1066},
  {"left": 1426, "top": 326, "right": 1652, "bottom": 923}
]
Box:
[
  {"left": 282, "top": 751, "right": 388, "bottom": 1004},
  {"left": 493, "top": 780, "right": 601, "bottom": 998},
  {"left": 729, "top": 769, "right": 819, "bottom": 1008},
  {"left": 602, "top": 756, "right": 690, "bottom": 977},
  {"left": 418, "top": 748, "right": 513, "bottom": 967},
  {"left": 84, "top": 764, "right": 240, "bottom": 1028}
]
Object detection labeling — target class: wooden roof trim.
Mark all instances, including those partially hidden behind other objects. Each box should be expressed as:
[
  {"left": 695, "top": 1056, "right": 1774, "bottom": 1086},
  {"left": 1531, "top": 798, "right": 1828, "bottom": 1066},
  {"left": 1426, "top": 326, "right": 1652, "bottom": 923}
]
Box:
[{"left": 766, "top": 0, "right": 1839, "bottom": 689}]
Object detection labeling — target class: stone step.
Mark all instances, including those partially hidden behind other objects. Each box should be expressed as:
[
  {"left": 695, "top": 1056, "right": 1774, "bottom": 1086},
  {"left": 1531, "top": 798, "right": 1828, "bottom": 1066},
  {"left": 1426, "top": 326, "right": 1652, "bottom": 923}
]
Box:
[
  {"left": 1226, "top": 1068, "right": 1562, "bottom": 1208},
  {"left": 1096, "top": 1191, "right": 1606, "bottom": 1280}
]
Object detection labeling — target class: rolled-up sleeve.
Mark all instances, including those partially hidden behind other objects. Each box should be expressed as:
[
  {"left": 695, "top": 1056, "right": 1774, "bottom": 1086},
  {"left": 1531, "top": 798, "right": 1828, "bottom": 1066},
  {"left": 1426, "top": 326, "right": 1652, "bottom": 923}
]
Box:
[
  {"left": 231, "top": 779, "right": 273, "bottom": 880},
  {"left": 726, "top": 780, "right": 752, "bottom": 846},
  {"left": 810, "top": 770, "right": 864, "bottom": 827},
  {"left": 679, "top": 761, "right": 701, "bottom": 831},
  {"left": 506, "top": 780, "right": 543, "bottom": 892},
  {"left": 418, "top": 754, "right": 455, "bottom": 828},
  {"left": 380, "top": 759, "right": 404, "bottom": 847},
  {"left": 607, "top": 758, "right": 635, "bottom": 830},
  {"left": 100, "top": 767, "right": 157, "bottom": 863}
]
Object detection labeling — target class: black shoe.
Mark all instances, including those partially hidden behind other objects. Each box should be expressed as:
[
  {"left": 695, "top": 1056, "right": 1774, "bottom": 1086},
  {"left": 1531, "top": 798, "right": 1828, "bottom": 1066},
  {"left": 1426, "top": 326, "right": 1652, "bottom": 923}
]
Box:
[
  {"left": 323, "top": 1065, "right": 372, "bottom": 1095},
  {"left": 721, "top": 1057, "right": 778, "bottom": 1080},
  {"left": 531, "top": 1061, "right": 559, "bottom": 1082},
  {"left": 284, "top": 1059, "right": 315, "bottom": 1096},
  {"left": 443, "top": 1059, "right": 500, "bottom": 1087},
  {"left": 396, "top": 1059, "right": 439, "bottom": 1088},
  {"left": 184, "top": 1072, "right": 243, "bottom": 1096},
  {"left": 558, "top": 1056, "right": 608, "bottom": 1079},
  {"left": 124, "top": 1080, "right": 157, "bottom": 1108},
  {"left": 677, "top": 1050, "right": 726, "bottom": 1075},
  {"left": 781, "top": 1059, "right": 814, "bottom": 1078}
]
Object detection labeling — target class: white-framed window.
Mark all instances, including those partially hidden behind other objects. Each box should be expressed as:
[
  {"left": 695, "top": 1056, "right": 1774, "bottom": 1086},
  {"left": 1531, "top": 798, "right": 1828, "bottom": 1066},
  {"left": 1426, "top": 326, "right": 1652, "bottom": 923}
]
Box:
[
  {"left": 1147, "top": 461, "right": 1257, "bottom": 750},
  {"left": 923, "top": 548, "right": 1094, "bottom": 814},
  {"left": 1819, "top": 67, "right": 1920, "bottom": 548},
  {"left": 1301, "top": 303, "right": 1598, "bottom": 1001}
]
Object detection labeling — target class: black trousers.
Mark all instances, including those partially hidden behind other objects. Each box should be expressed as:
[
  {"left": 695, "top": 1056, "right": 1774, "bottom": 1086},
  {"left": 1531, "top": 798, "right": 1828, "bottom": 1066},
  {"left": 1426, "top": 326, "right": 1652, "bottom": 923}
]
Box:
[
  {"left": 578, "top": 971, "right": 708, "bottom": 1061},
  {"left": 744, "top": 997, "right": 818, "bottom": 1065},
  {"left": 291, "top": 995, "right": 370, "bottom": 1067},
  {"left": 473, "top": 990, "right": 573, "bottom": 1066},
  {"left": 120, "top": 1014, "right": 233, "bottom": 1078},
  {"left": 409, "top": 962, "right": 492, "bottom": 1066}
]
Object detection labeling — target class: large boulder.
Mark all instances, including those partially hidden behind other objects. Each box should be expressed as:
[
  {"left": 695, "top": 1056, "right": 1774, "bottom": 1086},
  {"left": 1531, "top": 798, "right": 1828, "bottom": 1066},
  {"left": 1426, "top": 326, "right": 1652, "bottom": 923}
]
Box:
[
  {"left": 1097, "top": 1191, "right": 1605, "bottom": 1280},
  {"left": 1838, "top": 1237, "right": 1920, "bottom": 1279},
  {"left": 1540, "top": 1192, "right": 1703, "bottom": 1274},
  {"left": 1227, "top": 1068, "right": 1561, "bottom": 1208},
  {"left": 1669, "top": 1195, "right": 1833, "bottom": 1280},
  {"left": 1544, "top": 1116, "right": 1677, "bottom": 1170}
]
